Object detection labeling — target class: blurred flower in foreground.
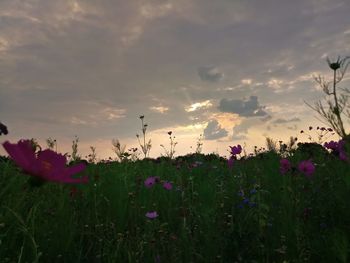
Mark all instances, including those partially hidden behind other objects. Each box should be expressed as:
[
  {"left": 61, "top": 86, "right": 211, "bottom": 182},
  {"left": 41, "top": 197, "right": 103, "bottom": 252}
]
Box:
[
  {"left": 298, "top": 160, "right": 315, "bottom": 178},
  {"left": 0, "top": 122, "right": 8, "bottom": 135},
  {"left": 145, "top": 211, "right": 158, "bottom": 219},
  {"left": 2, "top": 139, "right": 88, "bottom": 184}
]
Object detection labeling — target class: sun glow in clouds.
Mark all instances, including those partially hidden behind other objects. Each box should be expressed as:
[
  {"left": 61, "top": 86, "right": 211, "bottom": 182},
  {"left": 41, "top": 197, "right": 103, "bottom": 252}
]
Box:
[
  {"left": 100, "top": 108, "right": 126, "bottom": 120},
  {"left": 185, "top": 100, "right": 213, "bottom": 112},
  {"left": 150, "top": 106, "right": 169, "bottom": 114},
  {"left": 241, "top": 79, "right": 252, "bottom": 85}
]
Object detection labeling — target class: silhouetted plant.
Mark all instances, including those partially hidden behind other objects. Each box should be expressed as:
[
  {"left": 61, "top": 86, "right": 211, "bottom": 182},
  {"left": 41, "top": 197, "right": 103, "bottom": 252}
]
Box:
[
  {"left": 88, "top": 146, "right": 97, "bottom": 163},
  {"left": 299, "top": 126, "right": 335, "bottom": 144},
  {"left": 0, "top": 122, "right": 8, "bottom": 135},
  {"left": 46, "top": 137, "right": 57, "bottom": 151},
  {"left": 112, "top": 139, "right": 138, "bottom": 162},
  {"left": 265, "top": 136, "right": 278, "bottom": 153},
  {"left": 160, "top": 131, "right": 178, "bottom": 159},
  {"left": 71, "top": 135, "right": 81, "bottom": 162},
  {"left": 30, "top": 138, "right": 42, "bottom": 153},
  {"left": 136, "top": 115, "right": 152, "bottom": 158},
  {"left": 112, "top": 138, "right": 127, "bottom": 162},
  {"left": 195, "top": 134, "right": 203, "bottom": 154},
  {"left": 304, "top": 56, "right": 350, "bottom": 139}
]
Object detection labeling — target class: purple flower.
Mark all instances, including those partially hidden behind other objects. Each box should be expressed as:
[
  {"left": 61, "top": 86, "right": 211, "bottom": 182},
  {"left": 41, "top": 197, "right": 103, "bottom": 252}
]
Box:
[
  {"left": 324, "top": 140, "right": 339, "bottom": 151},
  {"left": 229, "top": 144, "right": 242, "bottom": 155},
  {"left": 298, "top": 160, "right": 315, "bottom": 178},
  {"left": 2, "top": 140, "right": 88, "bottom": 184},
  {"left": 279, "top": 158, "right": 291, "bottom": 174},
  {"left": 144, "top": 176, "right": 159, "bottom": 188},
  {"left": 145, "top": 211, "right": 158, "bottom": 219},
  {"left": 163, "top": 181, "right": 173, "bottom": 190}
]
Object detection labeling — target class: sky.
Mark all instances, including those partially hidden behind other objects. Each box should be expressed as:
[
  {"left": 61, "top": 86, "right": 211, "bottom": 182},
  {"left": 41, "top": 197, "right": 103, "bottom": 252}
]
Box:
[{"left": 1, "top": 0, "right": 350, "bottom": 161}]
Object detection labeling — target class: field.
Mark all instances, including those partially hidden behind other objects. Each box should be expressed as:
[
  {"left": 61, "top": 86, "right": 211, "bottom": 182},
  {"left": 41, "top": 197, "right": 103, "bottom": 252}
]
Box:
[{"left": 0, "top": 133, "right": 350, "bottom": 263}]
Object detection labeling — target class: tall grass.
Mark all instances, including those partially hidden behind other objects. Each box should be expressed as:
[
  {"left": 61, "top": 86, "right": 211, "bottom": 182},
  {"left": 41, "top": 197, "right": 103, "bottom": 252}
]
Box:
[{"left": 0, "top": 137, "right": 350, "bottom": 262}]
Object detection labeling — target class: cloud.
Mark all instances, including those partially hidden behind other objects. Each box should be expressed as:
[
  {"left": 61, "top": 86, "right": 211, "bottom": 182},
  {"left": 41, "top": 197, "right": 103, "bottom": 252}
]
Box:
[
  {"left": 185, "top": 100, "right": 213, "bottom": 112},
  {"left": 272, "top": 117, "right": 301, "bottom": 124},
  {"left": 203, "top": 120, "right": 228, "bottom": 140},
  {"left": 218, "top": 96, "right": 268, "bottom": 117},
  {"left": 150, "top": 106, "right": 169, "bottom": 113},
  {"left": 260, "top": 115, "right": 273, "bottom": 122},
  {"left": 197, "top": 66, "right": 224, "bottom": 82}
]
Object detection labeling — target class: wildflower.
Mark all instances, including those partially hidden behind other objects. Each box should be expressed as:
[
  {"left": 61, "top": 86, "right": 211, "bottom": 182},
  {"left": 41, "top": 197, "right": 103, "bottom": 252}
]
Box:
[
  {"left": 327, "top": 56, "right": 342, "bottom": 71},
  {"left": 145, "top": 211, "right": 158, "bottom": 219},
  {"left": 324, "top": 140, "right": 339, "bottom": 151},
  {"left": 144, "top": 176, "right": 156, "bottom": 188},
  {"left": 163, "top": 181, "right": 173, "bottom": 190},
  {"left": 2, "top": 139, "right": 88, "bottom": 184},
  {"left": 0, "top": 122, "right": 8, "bottom": 135},
  {"left": 229, "top": 144, "right": 242, "bottom": 155},
  {"left": 298, "top": 160, "right": 315, "bottom": 178},
  {"left": 279, "top": 158, "right": 292, "bottom": 174}
]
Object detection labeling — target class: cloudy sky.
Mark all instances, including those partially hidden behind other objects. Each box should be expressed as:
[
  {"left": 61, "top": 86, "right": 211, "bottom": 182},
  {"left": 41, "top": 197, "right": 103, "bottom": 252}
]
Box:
[{"left": 1, "top": 0, "right": 350, "bottom": 160}]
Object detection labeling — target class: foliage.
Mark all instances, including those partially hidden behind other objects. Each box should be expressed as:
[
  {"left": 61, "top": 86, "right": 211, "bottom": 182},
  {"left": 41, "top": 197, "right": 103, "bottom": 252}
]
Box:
[
  {"left": 136, "top": 115, "right": 152, "bottom": 159},
  {"left": 304, "top": 56, "right": 350, "bottom": 139},
  {"left": 1, "top": 135, "right": 350, "bottom": 262}
]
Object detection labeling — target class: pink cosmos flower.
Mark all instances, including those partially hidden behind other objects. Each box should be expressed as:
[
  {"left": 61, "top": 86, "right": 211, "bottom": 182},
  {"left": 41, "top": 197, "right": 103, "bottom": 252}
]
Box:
[
  {"left": 298, "top": 160, "right": 315, "bottom": 178},
  {"left": 2, "top": 139, "right": 88, "bottom": 184},
  {"left": 144, "top": 176, "right": 160, "bottom": 188},
  {"left": 229, "top": 144, "right": 242, "bottom": 155},
  {"left": 145, "top": 211, "right": 158, "bottom": 219},
  {"left": 279, "top": 158, "right": 292, "bottom": 174},
  {"left": 163, "top": 181, "right": 173, "bottom": 190}
]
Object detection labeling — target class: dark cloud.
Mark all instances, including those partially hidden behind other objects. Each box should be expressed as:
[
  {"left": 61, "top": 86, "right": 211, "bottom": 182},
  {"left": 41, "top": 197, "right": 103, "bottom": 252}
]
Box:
[
  {"left": 197, "top": 66, "right": 224, "bottom": 82},
  {"left": 203, "top": 120, "right": 228, "bottom": 140},
  {"left": 218, "top": 96, "right": 267, "bottom": 117}
]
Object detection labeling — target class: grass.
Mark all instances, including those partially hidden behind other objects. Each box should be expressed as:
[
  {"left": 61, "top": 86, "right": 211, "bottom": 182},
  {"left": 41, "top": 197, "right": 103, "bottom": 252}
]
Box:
[{"left": 0, "top": 138, "right": 350, "bottom": 263}]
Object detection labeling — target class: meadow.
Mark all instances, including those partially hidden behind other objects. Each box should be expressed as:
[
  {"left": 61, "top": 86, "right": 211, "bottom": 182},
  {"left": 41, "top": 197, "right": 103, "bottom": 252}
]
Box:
[{"left": 0, "top": 124, "right": 350, "bottom": 263}]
